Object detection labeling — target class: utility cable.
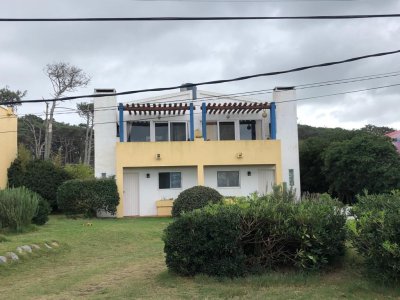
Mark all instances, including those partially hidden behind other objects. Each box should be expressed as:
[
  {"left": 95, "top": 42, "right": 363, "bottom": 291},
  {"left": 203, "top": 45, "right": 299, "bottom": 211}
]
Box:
[
  {"left": 1, "top": 14, "right": 400, "bottom": 22},
  {"left": 2, "top": 49, "right": 400, "bottom": 106}
]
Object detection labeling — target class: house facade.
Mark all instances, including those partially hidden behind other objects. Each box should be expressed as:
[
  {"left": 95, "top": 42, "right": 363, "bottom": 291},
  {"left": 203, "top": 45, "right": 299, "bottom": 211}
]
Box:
[
  {"left": 0, "top": 106, "right": 17, "bottom": 189},
  {"left": 94, "top": 86, "right": 300, "bottom": 217}
]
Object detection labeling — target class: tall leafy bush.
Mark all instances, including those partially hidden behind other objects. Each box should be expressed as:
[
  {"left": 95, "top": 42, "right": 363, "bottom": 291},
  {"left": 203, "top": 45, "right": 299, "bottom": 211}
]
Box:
[
  {"left": 0, "top": 187, "right": 39, "bottom": 232},
  {"left": 164, "top": 193, "right": 347, "bottom": 277},
  {"left": 350, "top": 191, "right": 400, "bottom": 283},
  {"left": 8, "top": 159, "right": 71, "bottom": 209},
  {"left": 64, "top": 164, "right": 94, "bottom": 180},
  {"left": 57, "top": 178, "right": 119, "bottom": 217}
]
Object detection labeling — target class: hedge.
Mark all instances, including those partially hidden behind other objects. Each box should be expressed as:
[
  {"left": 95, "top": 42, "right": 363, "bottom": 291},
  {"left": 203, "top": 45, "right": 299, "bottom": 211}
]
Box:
[
  {"left": 8, "top": 159, "right": 71, "bottom": 209},
  {"left": 350, "top": 191, "right": 400, "bottom": 283},
  {"left": 57, "top": 178, "right": 119, "bottom": 217},
  {"left": 164, "top": 193, "right": 347, "bottom": 277}
]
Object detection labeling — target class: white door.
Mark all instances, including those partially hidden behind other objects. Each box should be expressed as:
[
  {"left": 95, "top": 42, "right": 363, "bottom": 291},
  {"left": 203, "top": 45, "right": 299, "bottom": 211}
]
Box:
[
  {"left": 123, "top": 173, "right": 139, "bottom": 216},
  {"left": 258, "top": 169, "right": 275, "bottom": 195}
]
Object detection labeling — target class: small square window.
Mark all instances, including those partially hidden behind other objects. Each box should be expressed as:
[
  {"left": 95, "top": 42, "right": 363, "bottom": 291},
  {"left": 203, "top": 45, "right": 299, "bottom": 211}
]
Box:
[
  {"left": 217, "top": 171, "right": 240, "bottom": 187},
  {"left": 159, "top": 172, "right": 182, "bottom": 189}
]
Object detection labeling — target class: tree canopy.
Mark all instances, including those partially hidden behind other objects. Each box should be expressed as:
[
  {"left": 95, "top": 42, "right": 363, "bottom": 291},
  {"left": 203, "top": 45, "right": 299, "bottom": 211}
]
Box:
[
  {"left": 0, "top": 86, "right": 26, "bottom": 107},
  {"left": 299, "top": 124, "right": 400, "bottom": 203}
]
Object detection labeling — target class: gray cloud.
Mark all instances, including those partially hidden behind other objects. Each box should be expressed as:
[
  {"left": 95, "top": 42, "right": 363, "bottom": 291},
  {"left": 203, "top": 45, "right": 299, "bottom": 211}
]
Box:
[{"left": 0, "top": 0, "right": 399, "bottom": 129}]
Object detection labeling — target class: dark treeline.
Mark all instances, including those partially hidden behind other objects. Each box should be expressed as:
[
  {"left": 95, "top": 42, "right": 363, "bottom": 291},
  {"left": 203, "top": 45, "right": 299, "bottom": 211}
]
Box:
[
  {"left": 18, "top": 115, "right": 93, "bottom": 165},
  {"left": 298, "top": 124, "right": 400, "bottom": 203}
]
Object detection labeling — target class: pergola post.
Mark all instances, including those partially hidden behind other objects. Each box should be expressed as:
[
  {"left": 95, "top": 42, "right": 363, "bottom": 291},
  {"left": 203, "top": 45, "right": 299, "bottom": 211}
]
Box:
[
  {"left": 201, "top": 102, "right": 207, "bottom": 141},
  {"left": 270, "top": 102, "right": 276, "bottom": 140},
  {"left": 189, "top": 102, "right": 194, "bottom": 141},
  {"left": 118, "top": 103, "right": 124, "bottom": 142}
]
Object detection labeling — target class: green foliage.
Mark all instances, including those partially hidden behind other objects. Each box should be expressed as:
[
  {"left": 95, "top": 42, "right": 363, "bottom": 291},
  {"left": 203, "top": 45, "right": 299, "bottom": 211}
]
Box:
[
  {"left": 18, "top": 114, "right": 89, "bottom": 164},
  {"left": 171, "top": 186, "right": 223, "bottom": 217},
  {"left": 64, "top": 164, "right": 94, "bottom": 180},
  {"left": 57, "top": 178, "right": 119, "bottom": 217},
  {"left": 32, "top": 197, "right": 52, "bottom": 225},
  {"left": 0, "top": 234, "right": 9, "bottom": 242},
  {"left": 0, "top": 187, "right": 39, "bottom": 232},
  {"left": 360, "top": 124, "right": 395, "bottom": 136},
  {"left": 164, "top": 205, "right": 245, "bottom": 277},
  {"left": 164, "top": 192, "right": 347, "bottom": 277},
  {"left": 350, "top": 191, "right": 400, "bottom": 283},
  {"left": 299, "top": 128, "right": 356, "bottom": 195},
  {"left": 0, "top": 86, "right": 26, "bottom": 106},
  {"left": 323, "top": 134, "right": 400, "bottom": 203},
  {"left": 8, "top": 159, "right": 71, "bottom": 209}
]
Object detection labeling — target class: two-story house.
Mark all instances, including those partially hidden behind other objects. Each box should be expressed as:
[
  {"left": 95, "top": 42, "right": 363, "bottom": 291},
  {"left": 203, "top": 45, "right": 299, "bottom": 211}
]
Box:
[{"left": 94, "top": 85, "right": 300, "bottom": 217}]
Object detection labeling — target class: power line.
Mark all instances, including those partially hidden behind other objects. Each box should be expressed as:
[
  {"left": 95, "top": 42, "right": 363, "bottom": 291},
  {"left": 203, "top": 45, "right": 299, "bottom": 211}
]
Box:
[
  {"left": 2, "top": 68, "right": 400, "bottom": 120},
  {"left": 1, "top": 81, "right": 399, "bottom": 132},
  {"left": 1, "top": 14, "right": 399, "bottom": 22},
  {"left": 3, "top": 49, "right": 400, "bottom": 106},
  {"left": 132, "top": 0, "right": 356, "bottom": 2},
  {"left": 89, "top": 82, "right": 400, "bottom": 126}
]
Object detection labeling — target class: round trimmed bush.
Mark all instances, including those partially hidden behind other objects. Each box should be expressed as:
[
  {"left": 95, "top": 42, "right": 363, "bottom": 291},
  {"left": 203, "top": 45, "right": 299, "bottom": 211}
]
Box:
[{"left": 171, "top": 186, "right": 223, "bottom": 217}]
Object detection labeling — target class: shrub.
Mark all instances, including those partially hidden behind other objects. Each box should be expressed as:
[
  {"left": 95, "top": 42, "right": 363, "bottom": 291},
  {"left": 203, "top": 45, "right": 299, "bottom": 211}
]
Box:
[
  {"left": 171, "top": 186, "right": 223, "bottom": 217},
  {"left": 164, "top": 204, "right": 245, "bottom": 277},
  {"left": 57, "top": 178, "right": 119, "bottom": 217},
  {"left": 0, "top": 234, "right": 8, "bottom": 242},
  {"left": 164, "top": 192, "right": 347, "bottom": 277},
  {"left": 32, "top": 198, "right": 52, "bottom": 225},
  {"left": 8, "top": 159, "right": 71, "bottom": 210},
  {"left": 350, "top": 191, "right": 400, "bottom": 283},
  {"left": 64, "top": 164, "right": 94, "bottom": 180},
  {"left": 0, "top": 187, "right": 39, "bottom": 232}
]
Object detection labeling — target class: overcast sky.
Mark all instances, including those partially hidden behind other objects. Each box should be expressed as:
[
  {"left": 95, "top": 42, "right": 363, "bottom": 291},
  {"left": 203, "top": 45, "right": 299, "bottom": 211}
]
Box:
[{"left": 1, "top": 0, "right": 399, "bottom": 130}]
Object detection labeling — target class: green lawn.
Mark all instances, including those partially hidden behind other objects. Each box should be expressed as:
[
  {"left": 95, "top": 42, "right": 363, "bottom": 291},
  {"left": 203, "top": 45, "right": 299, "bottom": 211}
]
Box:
[{"left": 0, "top": 216, "right": 399, "bottom": 299}]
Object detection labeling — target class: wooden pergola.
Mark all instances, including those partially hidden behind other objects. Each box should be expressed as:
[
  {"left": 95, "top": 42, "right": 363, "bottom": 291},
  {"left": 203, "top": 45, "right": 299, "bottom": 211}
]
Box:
[
  {"left": 123, "top": 102, "right": 269, "bottom": 115},
  {"left": 202, "top": 102, "right": 270, "bottom": 114},
  {"left": 124, "top": 103, "right": 193, "bottom": 115}
]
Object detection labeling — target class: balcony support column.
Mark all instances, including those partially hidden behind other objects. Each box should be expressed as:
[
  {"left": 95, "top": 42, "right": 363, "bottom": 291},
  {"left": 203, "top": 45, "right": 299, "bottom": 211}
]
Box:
[
  {"left": 189, "top": 102, "right": 195, "bottom": 141},
  {"left": 118, "top": 103, "right": 124, "bottom": 142},
  {"left": 201, "top": 102, "right": 207, "bottom": 141},
  {"left": 270, "top": 102, "right": 276, "bottom": 140},
  {"left": 197, "top": 164, "right": 205, "bottom": 185}
]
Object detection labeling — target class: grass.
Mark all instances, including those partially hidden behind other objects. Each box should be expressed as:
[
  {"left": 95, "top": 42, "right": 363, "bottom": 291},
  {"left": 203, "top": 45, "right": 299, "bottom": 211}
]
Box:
[{"left": 0, "top": 216, "right": 399, "bottom": 299}]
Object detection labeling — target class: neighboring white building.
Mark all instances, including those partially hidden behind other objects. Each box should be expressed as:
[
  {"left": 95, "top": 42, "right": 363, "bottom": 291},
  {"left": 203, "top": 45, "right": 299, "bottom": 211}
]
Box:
[{"left": 94, "top": 85, "right": 300, "bottom": 217}]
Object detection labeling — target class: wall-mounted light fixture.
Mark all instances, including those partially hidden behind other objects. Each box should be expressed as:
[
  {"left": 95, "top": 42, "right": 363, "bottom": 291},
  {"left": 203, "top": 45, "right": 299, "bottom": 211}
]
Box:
[
  {"left": 236, "top": 152, "right": 243, "bottom": 159},
  {"left": 146, "top": 173, "right": 150, "bottom": 178},
  {"left": 156, "top": 153, "right": 161, "bottom": 160},
  {"left": 262, "top": 109, "right": 268, "bottom": 118},
  {"left": 226, "top": 114, "right": 230, "bottom": 119},
  {"left": 247, "top": 171, "right": 251, "bottom": 176}
]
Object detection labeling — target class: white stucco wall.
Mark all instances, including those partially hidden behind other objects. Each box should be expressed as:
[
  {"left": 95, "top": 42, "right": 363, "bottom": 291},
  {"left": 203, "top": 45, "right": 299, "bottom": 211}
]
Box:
[
  {"left": 124, "top": 167, "right": 198, "bottom": 216},
  {"left": 94, "top": 89, "right": 118, "bottom": 177},
  {"left": 204, "top": 165, "right": 276, "bottom": 197},
  {"left": 273, "top": 88, "right": 301, "bottom": 198}
]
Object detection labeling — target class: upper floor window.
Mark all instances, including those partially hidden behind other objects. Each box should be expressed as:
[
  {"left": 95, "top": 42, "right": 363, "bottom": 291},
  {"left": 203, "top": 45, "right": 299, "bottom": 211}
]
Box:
[
  {"left": 170, "top": 122, "right": 187, "bottom": 141},
  {"left": 240, "top": 120, "right": 255, "bottom": 140},
  {"left": 155, "top": 122, "right": 168, "bottom": 141},
  {"left": 128, "top": 121, "right": 150, "bottom": 142},
  {"left": 219, "top": 122, "right": 235, "bottom": 140}
]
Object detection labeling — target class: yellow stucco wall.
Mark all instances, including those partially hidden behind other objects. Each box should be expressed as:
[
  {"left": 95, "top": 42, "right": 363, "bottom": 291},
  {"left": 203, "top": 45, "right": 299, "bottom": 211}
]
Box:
[
  {"left": 0, "top": 106, "right": 17, "bottom": 189},
  {"left": 115, "top": 139, "right": 282, "bottom": 217}
]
